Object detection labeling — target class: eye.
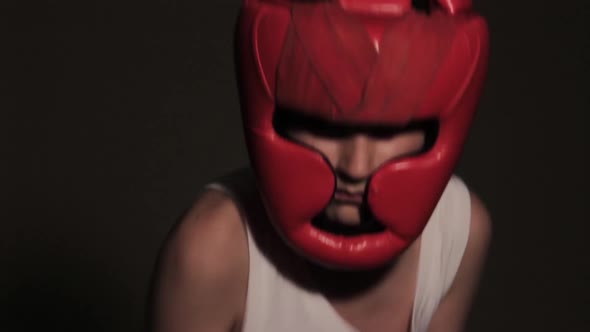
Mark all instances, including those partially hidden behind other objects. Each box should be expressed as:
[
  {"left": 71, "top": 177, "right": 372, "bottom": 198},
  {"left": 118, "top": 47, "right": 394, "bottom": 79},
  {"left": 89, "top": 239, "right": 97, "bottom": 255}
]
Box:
[
  {"left": 273, "top": 107, "right": 355, "bottom": 140},
  {"left": 273, "top": 107, "right": 439, "bottom": 155},
  {"left": 392, "top": 120, "right": 439, "bottom": 156},
  {"left": 366, "top": 126, "right": 403, "bottom": 139},
  {"left": 367, "top": 120, "right": 439, "bottom": 158}
]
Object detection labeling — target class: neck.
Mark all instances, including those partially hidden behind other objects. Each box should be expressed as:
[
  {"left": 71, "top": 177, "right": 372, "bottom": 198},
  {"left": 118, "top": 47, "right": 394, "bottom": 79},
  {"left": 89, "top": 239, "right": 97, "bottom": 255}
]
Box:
[
  {"left": 305, "top": 258, "right": 399, "bottom": 300},
  {"left": 305, "top": 241, "right": 420, "bottom": 315},
  {"left": 306, "top": 251, "right": 417, "bottom": 331}
]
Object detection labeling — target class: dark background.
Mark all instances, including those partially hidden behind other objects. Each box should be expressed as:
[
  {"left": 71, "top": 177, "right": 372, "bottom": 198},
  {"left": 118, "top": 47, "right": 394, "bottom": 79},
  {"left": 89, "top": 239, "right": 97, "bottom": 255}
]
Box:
[{"left": 1, "top": 0, "right": 588, "bottom": 331}]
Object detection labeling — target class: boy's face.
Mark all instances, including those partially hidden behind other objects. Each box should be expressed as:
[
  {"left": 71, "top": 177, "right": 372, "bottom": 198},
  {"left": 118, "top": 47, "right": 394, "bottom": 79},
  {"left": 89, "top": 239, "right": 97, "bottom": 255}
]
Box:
[{"left": 282, "top": 113, "right": 427, "bottom": 233}]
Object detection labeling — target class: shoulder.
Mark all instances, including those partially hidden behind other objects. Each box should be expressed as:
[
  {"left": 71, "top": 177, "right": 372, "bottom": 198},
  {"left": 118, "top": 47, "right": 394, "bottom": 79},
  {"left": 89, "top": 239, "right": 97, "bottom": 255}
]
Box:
[
  {"left": 448, "top": 176, "right": 492, "bottom": 257},
  {"left": 467, "top": 190, "right": 493, "bottom": 257},
  {"left": 426, "top": 187, "right": 492, "bottom": 332},
  {"left": 458, "top": 189, "right": 493, "bottom": 296},
  {"left": 150, "top": 188, "right": 249, "bottom": 331},
  {"left": 165, "top": 189, "right": 249, "bottom": 283}
]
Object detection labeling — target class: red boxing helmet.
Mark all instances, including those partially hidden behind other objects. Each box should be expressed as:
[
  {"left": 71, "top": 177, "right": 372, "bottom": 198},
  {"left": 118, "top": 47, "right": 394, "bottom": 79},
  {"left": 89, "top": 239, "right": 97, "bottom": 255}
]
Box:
[{"left": 235, "top": 0, "right": 489, "bottom": 269}]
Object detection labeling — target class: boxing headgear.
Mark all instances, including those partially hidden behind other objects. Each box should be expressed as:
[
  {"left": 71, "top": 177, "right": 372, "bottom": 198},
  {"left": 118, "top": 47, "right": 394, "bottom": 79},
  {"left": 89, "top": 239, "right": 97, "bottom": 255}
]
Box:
[{"left": 235, "top": 0, "right": 489, "bottom": 269}]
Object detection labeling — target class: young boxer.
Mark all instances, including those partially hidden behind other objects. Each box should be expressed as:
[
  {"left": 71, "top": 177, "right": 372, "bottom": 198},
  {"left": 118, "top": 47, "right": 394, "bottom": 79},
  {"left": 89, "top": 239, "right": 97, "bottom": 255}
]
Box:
[{"left": 151, "top": 0, "right": 491, "bottom": 331}]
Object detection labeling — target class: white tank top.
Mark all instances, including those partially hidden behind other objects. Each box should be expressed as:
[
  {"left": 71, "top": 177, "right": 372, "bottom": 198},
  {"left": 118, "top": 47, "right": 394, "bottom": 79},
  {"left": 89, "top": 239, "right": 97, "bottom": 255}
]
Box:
[{"left": 207, "top": 169, "right": 471, "bottom": 332}]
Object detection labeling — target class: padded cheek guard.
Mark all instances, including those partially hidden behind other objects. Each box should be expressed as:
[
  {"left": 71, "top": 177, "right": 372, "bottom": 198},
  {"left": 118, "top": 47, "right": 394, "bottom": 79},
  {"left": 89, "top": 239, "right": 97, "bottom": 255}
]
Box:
[{"left": 235, "top": 0, "right": 489, "bottom": 269}]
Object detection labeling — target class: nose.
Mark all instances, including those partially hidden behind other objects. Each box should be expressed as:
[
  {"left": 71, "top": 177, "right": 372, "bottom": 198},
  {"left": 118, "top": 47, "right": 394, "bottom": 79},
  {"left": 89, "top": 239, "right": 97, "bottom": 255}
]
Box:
[{"left": 335, "top": 135, "right": 375, "bottom": 183}]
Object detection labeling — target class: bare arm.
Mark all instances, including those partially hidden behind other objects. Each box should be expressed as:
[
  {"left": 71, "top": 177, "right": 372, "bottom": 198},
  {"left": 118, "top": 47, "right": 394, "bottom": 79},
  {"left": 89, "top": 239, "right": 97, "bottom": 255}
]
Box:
[
  {"left": 427, "top": 191, "right": 492, "bottom": 332},
  {"left": 150, "top": 191, "right": 249, "bottom": 332}
]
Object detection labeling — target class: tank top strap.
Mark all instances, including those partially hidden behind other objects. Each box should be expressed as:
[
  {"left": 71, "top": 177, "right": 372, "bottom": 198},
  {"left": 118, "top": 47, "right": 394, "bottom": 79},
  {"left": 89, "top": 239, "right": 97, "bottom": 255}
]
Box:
[
  {"left": 205, "top": 168, "right": 357, "bottom": 332},
  {"left": 411, "top": 175, "right": 472, "bottom": 332}
]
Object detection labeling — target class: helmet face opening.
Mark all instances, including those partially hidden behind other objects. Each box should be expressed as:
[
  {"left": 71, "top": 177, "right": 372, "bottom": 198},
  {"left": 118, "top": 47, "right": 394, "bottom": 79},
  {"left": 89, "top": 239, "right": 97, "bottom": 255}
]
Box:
[{"left": 272, "top": 106, "right": 440, "bottom": 240}]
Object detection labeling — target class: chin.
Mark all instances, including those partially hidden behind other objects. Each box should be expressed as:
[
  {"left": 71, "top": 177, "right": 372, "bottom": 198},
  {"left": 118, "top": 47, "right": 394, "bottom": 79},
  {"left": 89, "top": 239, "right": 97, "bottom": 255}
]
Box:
[{"left": 327, "top": 205, "right": 361, "bottom": 226}]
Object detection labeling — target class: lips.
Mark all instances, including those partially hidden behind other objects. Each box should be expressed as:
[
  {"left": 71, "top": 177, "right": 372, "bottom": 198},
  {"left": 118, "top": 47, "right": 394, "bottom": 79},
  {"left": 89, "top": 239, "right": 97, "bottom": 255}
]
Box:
[{"left": 333, "top": 190, "right": 364, "bottom": 204}]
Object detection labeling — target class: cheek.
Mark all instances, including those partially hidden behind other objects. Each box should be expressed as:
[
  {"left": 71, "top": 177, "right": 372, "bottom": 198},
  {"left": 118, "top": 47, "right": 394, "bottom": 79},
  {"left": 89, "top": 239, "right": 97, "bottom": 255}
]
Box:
[
  {"left": 378, "top": 132, "right": 426, "bottom": 160},
  {"left": 289, "top": 132, "right": 341, "bottom": 165},
  {"left": 402, "top": 133, "right": 426, "bottom": 152}
]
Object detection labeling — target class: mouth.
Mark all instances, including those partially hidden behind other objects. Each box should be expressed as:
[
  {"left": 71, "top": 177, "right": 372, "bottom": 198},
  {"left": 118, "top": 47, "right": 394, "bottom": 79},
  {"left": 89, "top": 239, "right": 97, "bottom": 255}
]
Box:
[
  {"left": 311, "top": 202, "right": 386, "bottom": 236},
  {"left": 333, "top": 190, "right": 364, "bottom": 205}
]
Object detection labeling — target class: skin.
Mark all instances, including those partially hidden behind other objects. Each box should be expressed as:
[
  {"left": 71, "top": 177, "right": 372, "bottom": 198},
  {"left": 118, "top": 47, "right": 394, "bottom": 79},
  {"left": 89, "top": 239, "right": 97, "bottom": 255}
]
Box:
[
  {"left": 149, "top": 120, "right": 492, "bottom": 332},
  {"left": 286, "top": 121, "right": 427, "bottom": 227}
]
